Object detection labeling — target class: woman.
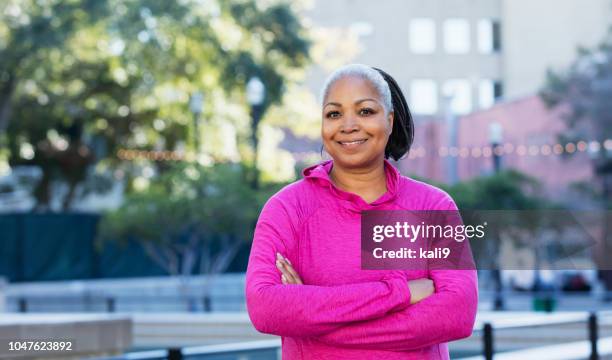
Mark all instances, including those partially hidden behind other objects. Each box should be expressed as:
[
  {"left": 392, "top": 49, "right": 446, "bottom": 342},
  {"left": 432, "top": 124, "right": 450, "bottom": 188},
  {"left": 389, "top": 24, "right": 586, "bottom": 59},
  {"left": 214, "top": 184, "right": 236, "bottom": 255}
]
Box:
[{"left": 245, "top": 64, "right": 478, "bottom": 359}]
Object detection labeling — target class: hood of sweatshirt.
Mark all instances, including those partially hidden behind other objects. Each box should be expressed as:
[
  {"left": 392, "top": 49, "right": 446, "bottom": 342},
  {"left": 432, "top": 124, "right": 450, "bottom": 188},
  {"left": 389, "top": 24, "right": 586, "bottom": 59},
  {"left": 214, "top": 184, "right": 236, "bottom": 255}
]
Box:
[{"left": 302, "top": 159, "right": 400, "bottom": 213}]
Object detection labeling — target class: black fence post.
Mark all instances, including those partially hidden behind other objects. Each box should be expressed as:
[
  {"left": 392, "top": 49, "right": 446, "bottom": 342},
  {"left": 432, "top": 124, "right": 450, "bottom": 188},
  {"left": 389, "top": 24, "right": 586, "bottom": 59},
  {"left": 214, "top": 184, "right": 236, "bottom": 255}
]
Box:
[
  {"left": 483, "top": 322, "right": 494, "bottom": 360},
  {"left": 18, "top": 298, "right": 27, "bottom": 313},
  {"left": 589, "top": 312, "right": 599, "bottom": 360},
  {"left": 168, "top": 348, "right": 183, "bottom": 360},
  {"left": 106, "top": 297, "right": 116, "bottom": 313}
]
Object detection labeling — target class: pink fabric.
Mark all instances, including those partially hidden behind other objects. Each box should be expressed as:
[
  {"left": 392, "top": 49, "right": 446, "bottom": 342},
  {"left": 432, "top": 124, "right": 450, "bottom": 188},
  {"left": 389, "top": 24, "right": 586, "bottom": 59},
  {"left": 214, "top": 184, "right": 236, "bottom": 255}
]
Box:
[{"left": 245, "top": 159, "right": 478, "bottom": 359}]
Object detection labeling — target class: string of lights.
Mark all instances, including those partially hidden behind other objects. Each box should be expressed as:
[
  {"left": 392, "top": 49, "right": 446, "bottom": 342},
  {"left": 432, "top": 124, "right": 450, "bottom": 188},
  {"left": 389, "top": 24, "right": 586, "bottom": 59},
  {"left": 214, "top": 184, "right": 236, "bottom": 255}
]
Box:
[
  {"left": 116, "top": 139, "right": 612, "bottom": 162},
  {"left": 408, "top": 139, "right": 612, "bottom": 160}
]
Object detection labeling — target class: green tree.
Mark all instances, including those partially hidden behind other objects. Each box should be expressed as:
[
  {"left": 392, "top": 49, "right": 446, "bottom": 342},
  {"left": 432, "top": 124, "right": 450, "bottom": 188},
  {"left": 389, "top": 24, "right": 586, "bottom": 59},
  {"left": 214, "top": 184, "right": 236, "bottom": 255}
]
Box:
[
  {"left": 443, "top": 170, "right": 558, "bottom": 308},
  {"left": 443, "top": 169, "right": 554, "bottom": 266},
  {"left": 540, "top": 28, "right": 612, "bottom": 207},
  {"left": 97, "top": 162, "right": 284, "bottom": 306},
  {"left": 0, "top": 0, "right": 310, "bottom": 210},
  {"left": 445, "top": 170, "right": 546, "bottom": 210},
  {"left": 540, "top": 27, "right": 612, "bottom": 294}
]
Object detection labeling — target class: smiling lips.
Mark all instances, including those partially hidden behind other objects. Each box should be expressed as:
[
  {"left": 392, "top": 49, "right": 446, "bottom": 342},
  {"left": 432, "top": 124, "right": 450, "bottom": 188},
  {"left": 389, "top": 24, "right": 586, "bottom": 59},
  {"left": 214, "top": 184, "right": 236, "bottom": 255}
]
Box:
[{"left": 337, "top": 138, "right": 368, "bottom": 149}]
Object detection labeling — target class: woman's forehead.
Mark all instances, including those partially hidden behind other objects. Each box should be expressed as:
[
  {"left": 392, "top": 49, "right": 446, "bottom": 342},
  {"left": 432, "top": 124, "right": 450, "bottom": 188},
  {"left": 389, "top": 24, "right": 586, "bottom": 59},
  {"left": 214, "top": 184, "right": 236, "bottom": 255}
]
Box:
[{"left": 325, "top": 76, "right": 381, "bottom": 101}]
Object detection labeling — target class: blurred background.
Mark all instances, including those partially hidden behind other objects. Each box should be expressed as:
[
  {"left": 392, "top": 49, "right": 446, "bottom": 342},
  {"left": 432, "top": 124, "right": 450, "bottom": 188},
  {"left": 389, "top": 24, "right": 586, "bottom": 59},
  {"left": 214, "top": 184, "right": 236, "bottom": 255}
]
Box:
[{"left": 0, "top": 0, "right": 611, "bottom": 359}]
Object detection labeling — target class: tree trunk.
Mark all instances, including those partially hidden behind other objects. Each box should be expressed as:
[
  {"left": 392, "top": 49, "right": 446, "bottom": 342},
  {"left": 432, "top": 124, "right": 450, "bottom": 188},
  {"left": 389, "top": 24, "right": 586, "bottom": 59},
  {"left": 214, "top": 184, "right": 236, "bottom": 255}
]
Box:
[
  {"left": 33, "top": 170, "right": 52, "bottom": 212},
  {"left": 0, "top": 73, "right": 15, "bottom": 135},
  {"left": 198, "top": 234, "right": 242, "bottom": 312},
  {"left": 250, "top": 105, "right": 264, "bottom": 190},
  {"left": 61, "top": 181, "right": 78, "bottom": 212}
]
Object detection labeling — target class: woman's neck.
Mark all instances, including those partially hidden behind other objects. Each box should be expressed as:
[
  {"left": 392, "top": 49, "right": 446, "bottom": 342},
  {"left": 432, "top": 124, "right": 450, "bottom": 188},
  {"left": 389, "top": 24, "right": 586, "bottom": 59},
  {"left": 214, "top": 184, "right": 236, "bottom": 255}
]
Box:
[{"left": 329, "top": 160, "right": 388, "bottom": 204}]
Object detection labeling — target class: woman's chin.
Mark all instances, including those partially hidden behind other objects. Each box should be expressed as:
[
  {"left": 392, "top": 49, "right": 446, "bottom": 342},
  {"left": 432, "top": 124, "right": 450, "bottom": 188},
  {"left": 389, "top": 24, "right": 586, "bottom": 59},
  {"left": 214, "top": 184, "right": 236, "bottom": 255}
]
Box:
[{"left": 331, "top": 153, "right": 376, "bottom": 169}]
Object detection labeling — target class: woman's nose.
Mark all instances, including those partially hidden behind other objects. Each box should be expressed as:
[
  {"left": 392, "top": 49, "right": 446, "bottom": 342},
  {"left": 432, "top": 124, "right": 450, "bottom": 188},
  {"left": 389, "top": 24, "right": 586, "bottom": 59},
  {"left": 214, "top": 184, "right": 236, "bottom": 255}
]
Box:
[{"left": 340, "top": 115, "right": 359, "bottom": 133}]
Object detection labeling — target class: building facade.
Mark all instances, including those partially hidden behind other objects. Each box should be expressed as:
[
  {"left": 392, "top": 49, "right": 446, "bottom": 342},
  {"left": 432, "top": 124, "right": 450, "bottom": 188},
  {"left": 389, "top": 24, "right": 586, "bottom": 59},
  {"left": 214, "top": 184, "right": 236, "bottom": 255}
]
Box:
[
  {"left": 303, "top": 0, "right": 612, "bottom": 116},
  {"left": 401, "top": 95, "right": 594, "bottom": 197},
  {"left": 298, "top": 0, "right": 609, "bottom": 192}
]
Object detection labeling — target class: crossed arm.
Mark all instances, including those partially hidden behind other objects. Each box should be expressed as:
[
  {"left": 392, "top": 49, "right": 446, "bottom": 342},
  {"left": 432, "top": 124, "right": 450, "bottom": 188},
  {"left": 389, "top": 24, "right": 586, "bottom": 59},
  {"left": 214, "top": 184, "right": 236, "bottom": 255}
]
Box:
[
  {"left": 245, "top": 197, "right": 413, "bottom": 338},
  {"left": 245, "top": 196, "right": 478, "bottom": 350},
  {"left": 277, "top": 254, "right": 478, "bottom": 351}
]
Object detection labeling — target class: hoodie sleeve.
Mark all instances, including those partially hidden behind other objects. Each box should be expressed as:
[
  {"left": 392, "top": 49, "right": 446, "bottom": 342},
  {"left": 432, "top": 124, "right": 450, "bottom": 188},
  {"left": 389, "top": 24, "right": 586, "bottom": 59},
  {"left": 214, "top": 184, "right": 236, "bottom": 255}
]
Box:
[
  {"left": 314, "top": 195, "right": 478, "bottom": 351},
  {"left": 245, "top": 194, "right": 412, "bottom": 338},
  {"left": 314, "top": 269, "right": 478, "bottom": 351}
]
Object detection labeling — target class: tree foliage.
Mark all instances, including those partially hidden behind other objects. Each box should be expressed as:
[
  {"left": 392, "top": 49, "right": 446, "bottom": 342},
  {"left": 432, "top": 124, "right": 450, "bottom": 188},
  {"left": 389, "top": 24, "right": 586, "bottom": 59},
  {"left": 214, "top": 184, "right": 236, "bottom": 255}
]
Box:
[
  {"left": 97, "top": 162, "right": 284, "bottom": 277},
  {"left": 442, "top": 171, "right": 562, "bottom": 273},
  {"left": 540, "top": 27, "right": 612, "bottom": 197},
  {"left": 0, "top": 0, "right": 310, "bottom": 210},
  {"left": 540, "top": 27, "right": 612, "bottom": 288},
  {"left": 444, "top": 169, "right": 551, "bottom": 210}
]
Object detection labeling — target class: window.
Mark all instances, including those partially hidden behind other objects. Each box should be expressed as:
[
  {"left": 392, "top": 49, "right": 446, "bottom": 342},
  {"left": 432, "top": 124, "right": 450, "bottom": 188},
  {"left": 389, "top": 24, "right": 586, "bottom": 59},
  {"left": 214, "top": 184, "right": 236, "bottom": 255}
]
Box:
[
  {"left": 478, "top": 19, "right": 501, "bottom": 53},
  {"left": 443, "top": 80, "right": 472, "bottom": 114},
  {"left": 443, "top": 19, "right": 470, "bottom": 54},
  {"left": 494, "top": 81, "right": 503, "bottom": 99},
  {"left": 479, "top": 80, "right": 503, "bottom": 109},
  {"left": 410, "top": 80, "right": 438, "bottom": 115},
  {"left": 409, "top": 19, "right": 436, "bottom": 54}
]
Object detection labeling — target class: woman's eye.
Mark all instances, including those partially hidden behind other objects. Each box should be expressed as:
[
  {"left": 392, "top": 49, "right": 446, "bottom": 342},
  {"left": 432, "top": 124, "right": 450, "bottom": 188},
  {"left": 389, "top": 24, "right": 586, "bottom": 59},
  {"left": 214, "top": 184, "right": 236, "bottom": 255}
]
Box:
[
  {"left": 359, "top": 108, "right": 374, "bottom": 116},
  {"left": 326, "top": 111, "right": 341, "bottom": 119}
]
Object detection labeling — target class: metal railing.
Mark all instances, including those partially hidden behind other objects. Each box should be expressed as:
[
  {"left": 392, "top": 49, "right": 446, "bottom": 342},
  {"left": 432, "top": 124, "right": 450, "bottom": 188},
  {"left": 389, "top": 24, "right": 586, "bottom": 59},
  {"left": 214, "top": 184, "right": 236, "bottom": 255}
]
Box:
[
  {"left": 10, "top": 295, "right": 244, "bottom": 313},
  {"left": 10, "top": 289, "right": 612, "bottom": 314},
  {"left": 477, "top": 311, "right": 612, "bottom": 360}
]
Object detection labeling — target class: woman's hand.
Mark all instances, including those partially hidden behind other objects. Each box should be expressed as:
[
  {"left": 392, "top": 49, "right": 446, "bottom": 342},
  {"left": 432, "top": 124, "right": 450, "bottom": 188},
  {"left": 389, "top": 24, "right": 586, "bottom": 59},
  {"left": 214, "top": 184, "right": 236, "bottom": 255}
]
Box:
[
  {"left": 407, "top": 278, "right": 434, "bottom": 304},
  {"left": 276, "top": 252, "right": 303, "bottom": 285},
  {"left": 276, "top": 252, "right": 433, "bottom": 305}
]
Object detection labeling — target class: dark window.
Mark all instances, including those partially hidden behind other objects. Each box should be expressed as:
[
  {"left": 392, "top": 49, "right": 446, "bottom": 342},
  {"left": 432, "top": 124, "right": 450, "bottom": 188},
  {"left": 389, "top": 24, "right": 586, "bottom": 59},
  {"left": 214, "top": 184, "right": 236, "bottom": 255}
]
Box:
[
  {"left": 492, "top": 21, "right": 502, "bottom": 52},
  {"left": 494, "top": 81, "right": 503, "bottom": 100}
]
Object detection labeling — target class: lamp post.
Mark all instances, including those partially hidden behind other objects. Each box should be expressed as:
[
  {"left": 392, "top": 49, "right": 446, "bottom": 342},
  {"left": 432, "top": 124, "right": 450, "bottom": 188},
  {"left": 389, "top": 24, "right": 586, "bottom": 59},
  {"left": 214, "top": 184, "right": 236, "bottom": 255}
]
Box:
[
  {"left": 489, "top": 122, "right": 505, "bottom": 310},
  {"left": 190, "top": 91, "right": 204, "bottom": 154},
  {"left": 489, "top": 122, "right": 503, "bottom": 172},
  {"left": 444, "top": 93, "right": 459, "bottom": 184},
  {"left": 246, "top": 77, "right": 265, "bottom": 189}
]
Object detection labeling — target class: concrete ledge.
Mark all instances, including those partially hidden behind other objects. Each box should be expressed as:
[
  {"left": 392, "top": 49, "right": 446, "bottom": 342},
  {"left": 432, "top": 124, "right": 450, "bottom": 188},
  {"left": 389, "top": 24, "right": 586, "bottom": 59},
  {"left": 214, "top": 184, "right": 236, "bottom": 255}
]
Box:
[
  {"left": 0, "top": 314, "right": 132, "bottom": 359},
  {"left": 131, "top": 312, "right": 271, "bottom": 348}
]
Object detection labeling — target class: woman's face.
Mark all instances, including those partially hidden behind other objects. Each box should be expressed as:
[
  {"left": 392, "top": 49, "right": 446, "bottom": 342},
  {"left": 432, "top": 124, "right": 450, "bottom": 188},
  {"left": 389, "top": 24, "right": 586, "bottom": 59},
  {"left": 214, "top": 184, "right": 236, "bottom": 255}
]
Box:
[{"left": 322, "top": 76, "right": 394, "bottom": 169}]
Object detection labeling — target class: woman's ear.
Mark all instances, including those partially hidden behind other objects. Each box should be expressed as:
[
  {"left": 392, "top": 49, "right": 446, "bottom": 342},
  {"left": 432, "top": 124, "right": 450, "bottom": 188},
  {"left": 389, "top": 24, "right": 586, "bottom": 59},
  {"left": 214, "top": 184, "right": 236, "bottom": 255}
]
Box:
[{"left": 387, "top": 111, "right": 394, "bottom": 135}]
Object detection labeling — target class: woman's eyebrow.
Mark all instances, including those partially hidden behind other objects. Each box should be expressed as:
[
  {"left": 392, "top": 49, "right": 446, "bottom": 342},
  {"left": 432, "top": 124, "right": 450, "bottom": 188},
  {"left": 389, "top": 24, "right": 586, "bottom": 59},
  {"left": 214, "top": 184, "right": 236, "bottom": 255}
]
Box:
[
  {"left": 323, "top": 102, "right": 342, "bottom": 109},
  {"left": 355, "top": 98, "right": 378, "bottom": 105}
]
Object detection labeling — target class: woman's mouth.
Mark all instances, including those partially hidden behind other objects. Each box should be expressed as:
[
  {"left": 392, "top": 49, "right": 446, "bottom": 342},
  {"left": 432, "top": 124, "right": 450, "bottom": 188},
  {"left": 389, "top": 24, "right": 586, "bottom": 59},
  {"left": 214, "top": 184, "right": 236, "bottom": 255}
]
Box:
[{"left": 337, "top": 139, "right": 368, "bottom": 148}]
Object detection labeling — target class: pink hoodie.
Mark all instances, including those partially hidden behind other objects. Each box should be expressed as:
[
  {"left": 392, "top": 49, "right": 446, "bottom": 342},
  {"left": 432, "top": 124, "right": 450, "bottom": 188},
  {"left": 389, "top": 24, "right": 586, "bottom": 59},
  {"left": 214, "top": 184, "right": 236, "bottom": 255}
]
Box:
[{"left": 245, "top": 159, "right": 478, "bottom": 359}]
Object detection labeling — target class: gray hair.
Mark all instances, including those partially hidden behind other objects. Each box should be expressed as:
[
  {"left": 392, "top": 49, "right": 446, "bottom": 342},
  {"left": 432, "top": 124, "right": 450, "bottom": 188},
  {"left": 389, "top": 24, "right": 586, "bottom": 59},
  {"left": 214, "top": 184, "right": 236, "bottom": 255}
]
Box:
[{"left": 319, "top": 63, "right": 393, "bottom": 115}]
